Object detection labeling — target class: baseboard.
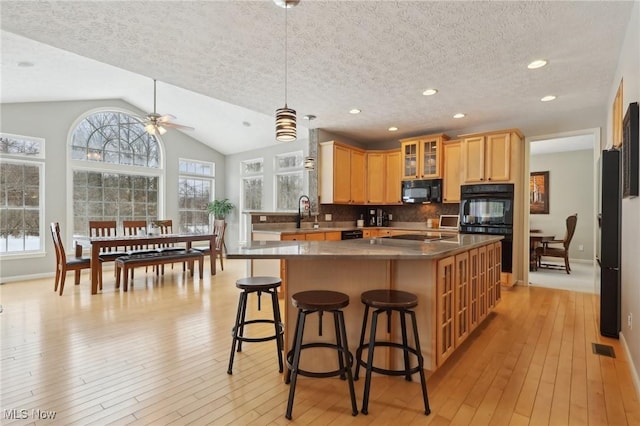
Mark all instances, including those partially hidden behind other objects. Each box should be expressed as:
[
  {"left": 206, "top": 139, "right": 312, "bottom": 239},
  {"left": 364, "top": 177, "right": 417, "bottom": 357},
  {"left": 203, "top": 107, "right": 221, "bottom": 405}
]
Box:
[{"left": 620, "top": 332, "right": 640, "bottom": 400}]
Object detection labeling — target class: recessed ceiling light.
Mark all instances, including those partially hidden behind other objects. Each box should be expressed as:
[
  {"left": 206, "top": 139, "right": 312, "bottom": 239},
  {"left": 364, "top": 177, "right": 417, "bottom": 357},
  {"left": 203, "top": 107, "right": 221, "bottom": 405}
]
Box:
[
  {"left": 349, "top": 109, "right": 361, "bottom": 114},
  {"left": 528, "top": 59, "right": 548, "bottom": 69},
  {"left": 17, "top": 61, "right": 34, "bottom": 68},
  {"left": 422, "top": 88, "right": 438, "bottom": 96},
  {"left": 388, "top": 126, "right": 398, "bottom": 132},
  {"left": 453, "top": 113, "right": 466, "bottom": 119},
  {"left": 541, "top": 95, "right": 556, "bottom": 102}
]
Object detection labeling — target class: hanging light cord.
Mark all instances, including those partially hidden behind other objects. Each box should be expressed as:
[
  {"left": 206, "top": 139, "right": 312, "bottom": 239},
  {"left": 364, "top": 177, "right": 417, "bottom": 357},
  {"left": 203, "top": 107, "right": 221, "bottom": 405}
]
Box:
[{"left": 284, "top": 4, "right": 288, "bottom": 106}]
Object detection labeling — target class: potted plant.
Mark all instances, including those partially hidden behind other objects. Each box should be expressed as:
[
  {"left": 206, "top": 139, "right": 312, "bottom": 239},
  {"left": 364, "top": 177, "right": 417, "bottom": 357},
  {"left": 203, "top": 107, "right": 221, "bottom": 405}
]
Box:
[{"left": 207, "top": 198, "right": 234, "bottom": 223}]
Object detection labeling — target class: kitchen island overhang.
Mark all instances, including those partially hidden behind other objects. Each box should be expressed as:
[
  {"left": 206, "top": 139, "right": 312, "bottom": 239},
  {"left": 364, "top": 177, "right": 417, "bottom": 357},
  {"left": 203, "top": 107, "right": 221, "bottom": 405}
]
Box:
[{"left": 228, "top": 234, "right": 504, "bottom": 373}]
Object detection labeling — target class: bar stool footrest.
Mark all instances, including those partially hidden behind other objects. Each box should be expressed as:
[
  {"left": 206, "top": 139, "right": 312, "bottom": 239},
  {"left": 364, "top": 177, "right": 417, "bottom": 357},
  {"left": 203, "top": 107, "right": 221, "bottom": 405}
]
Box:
[
  {"left": 356, "top": 341, "right": 422, "bottom": 377},
  {"left": 232, "top": 319, "right": 284, "bottom": 344},
  {"left": 286, "top": 343, "right": 353, "bottom": 379}
]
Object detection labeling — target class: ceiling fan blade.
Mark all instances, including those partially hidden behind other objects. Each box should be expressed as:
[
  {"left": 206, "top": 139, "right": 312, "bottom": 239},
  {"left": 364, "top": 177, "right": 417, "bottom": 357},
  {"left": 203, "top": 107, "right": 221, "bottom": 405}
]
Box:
[
  {"left": 163, "top": 122, "right": 195, "bottom": 131},
  {"left": 157, "top": 114, "right": 176, "bottom": 123}
]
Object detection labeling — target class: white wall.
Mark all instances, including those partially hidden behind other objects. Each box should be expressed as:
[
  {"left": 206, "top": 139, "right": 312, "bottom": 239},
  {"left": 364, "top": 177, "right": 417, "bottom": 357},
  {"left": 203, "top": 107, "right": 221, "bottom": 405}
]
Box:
[
  {"left": 610, "top": 0, "right": 640, "bottom": 390},
  {"left": 0, "top": 99, "right": 225, "bottom": 282},
  {"left": 530, "top": 149, "right": 594, "bottom": 260}
]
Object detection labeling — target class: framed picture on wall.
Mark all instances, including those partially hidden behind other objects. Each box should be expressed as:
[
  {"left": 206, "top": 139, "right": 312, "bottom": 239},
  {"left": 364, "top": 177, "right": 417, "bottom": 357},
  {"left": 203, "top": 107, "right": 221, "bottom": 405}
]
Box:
[
  {"left": 622, "top": 101, "right": 639, "bottom": 198},
  {"left": 530, "top": 171, "right": 549, "bottom": 214}
]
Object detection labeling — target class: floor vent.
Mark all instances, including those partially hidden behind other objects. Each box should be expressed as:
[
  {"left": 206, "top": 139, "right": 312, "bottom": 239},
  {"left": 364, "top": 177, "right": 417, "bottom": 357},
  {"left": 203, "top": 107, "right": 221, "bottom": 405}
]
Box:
[{"left": 592, "top": 343, "right": 616, "bottom": 358}]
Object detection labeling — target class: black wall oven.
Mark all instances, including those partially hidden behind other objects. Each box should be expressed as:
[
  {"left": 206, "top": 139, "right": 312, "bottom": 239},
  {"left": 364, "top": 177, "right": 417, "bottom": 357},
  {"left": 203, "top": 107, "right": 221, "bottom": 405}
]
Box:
[{"left": 459, "top": 184, "right": 514, "bottom": 272}]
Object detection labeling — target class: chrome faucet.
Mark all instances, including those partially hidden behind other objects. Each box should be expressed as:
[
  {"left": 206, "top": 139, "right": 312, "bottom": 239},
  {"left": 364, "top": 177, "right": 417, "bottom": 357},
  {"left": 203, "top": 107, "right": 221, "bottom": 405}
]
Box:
[{"left": 296, "top": 195, "right": 310, "bottom": 228}]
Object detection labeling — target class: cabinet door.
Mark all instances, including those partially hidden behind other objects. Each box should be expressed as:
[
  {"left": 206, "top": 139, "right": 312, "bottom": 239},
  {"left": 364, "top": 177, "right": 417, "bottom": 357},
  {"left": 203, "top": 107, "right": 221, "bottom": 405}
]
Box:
[
  {"left": 333, "top": 145, "right": 352, "bottom": 203},
  {"left": 485, "top": 133, "right": 511, "bottom": 182},
  {"left": 384, "top": 150, "right": 402, "bottom": 204},
  {"left": 281, "top": 234, "right": 304, "bottom": 241},
  {"left": 325, "top": 231, "right": 342, "bottom": 241},
  {"left": 462, "top": 136, "right": 485, "bottom": 183},
  {"left": 305, "top": 232, "right": 325, "bottom": 241},
  {"left": 437, "top": 256, "right": 455, "bottom": 365},
  {"left": 486, "top": 243, "right": 495, "bottom": 310},
  {"left": 468, "top": 248, "right": 479, "bottom": 331},
  {"left": 493, "top": 242, "right": 502, "bottom": 304},
  {"left": 420, "top": 138, "right": 442, "bottom": 178},
  {"left": 477, "top": 245, "right": 487, "bottom": 321},
  {"left": 401, "top": 141, "right": 419, "bottom": 179},
  {"left": 366, "top": 152, "right": 385, "bottom": 204},
  {"left": 350, "top": 149, "right": 366, "bottom": 204},
  {"left": 442, "top": 141, "right": 461, "bottom": 203},
  {"left": 454, "top": 252, "right": 469, "bottom": 346}
]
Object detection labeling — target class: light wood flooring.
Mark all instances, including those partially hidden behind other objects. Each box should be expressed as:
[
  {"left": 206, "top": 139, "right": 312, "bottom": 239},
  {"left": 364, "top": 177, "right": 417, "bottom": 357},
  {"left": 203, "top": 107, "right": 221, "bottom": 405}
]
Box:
[{"left": 1, "top": 259, "right": 639, "bottom": 425}]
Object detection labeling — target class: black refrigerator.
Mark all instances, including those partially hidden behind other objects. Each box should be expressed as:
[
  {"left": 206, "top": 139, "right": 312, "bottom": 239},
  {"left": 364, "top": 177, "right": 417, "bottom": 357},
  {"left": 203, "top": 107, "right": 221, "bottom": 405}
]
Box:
[{"left": 600, "top": 149, "right": 622, "bottom": 338}]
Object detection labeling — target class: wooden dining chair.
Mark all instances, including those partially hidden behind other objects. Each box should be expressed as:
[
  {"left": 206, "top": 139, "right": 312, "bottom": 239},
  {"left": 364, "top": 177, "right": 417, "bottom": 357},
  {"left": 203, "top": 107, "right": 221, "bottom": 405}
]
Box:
[
  {"left": 536, "top": 214, "right": 578, "bottom": 274},
  {"left": 89, "top": 220, "right": 128, "bottom": 280},
  {"left": 122, "top": 220, "right": 150, "bottom": 279},
  {"left": 154, "top": 219, "right": 185, "bottom": 274},
  {"left": 192, "top": 221, "right": 226, "bottom": 271},
  {"left": 50, "top": 222, "right": 97, "bottom": 295}
]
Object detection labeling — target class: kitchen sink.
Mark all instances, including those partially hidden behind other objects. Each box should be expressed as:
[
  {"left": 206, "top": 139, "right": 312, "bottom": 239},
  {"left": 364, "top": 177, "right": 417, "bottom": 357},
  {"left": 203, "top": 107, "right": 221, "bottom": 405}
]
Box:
[{"left": 383, "top": 234, "right": 455, "bottom": 243}]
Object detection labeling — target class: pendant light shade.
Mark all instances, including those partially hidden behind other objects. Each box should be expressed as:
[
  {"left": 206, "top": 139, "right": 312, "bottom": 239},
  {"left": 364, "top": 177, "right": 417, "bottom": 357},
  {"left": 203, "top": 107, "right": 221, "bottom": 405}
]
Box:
[
  {"left": 275, "top": 0, "right": 298, "bottom": 142},
  {"left": 276, "top": 105, "right": 297, "bottom": 142}
]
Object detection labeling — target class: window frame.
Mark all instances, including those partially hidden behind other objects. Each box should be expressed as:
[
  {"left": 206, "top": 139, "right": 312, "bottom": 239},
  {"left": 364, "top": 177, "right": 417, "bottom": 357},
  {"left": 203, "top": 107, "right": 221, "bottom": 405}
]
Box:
[
  {"left": 0, "top": 133, "right": 46, "bottom": 258},
  {"left": 66, "top": 108, "right": 166, "bottom": 244},
  {"left": 273, "top": 150, "right": 304, "bottom": 212},
  {"left": 178, "top": 158, "right": 215, "bottom": 233}
]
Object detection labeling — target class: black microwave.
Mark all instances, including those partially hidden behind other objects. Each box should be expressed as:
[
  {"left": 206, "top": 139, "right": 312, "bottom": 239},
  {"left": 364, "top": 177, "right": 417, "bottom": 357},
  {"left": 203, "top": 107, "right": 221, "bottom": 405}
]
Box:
[{"left": 401, "top": 179, "right": 442, "bottom": 204}]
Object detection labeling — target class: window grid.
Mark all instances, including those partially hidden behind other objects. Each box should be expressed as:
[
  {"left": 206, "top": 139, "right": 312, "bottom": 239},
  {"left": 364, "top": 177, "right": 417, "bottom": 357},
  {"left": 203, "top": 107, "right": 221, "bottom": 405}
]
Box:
[
  {"left": 0, "top": 133, "right": 46, "bottom": 255},
  {"left": 71, "top": 111, "right": 163, "bottom": 237},
  {"left": 274, "top": 151, "right": 304, "bottom": 211},
  {"left": 179, "top": 159, "right": 214, "bottom": 233}
]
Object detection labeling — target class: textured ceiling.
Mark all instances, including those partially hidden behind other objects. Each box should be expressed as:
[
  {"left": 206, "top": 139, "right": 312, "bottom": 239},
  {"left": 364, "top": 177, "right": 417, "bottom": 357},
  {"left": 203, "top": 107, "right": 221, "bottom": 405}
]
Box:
[{"left": 0, "top": 1, "right": 634, "bottom": 155}]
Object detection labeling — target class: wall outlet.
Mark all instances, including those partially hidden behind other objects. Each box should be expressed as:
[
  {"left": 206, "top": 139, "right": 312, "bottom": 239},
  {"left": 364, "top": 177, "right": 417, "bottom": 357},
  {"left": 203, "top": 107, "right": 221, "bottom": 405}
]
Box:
[
  {"left": 259, "top": 215, "right": 267, "bottom": 222},
  {"left": 325, "top": 214, "right": 332, "bottom": 221},
  {"left": 629, "top": 313, "right": 633, "bottom": 329},
  {"left": 578, "top": 244, "right": 584, "bottom": 251},
  {"left": 388, "top": 214, "right": 393, "bottom": 221}
]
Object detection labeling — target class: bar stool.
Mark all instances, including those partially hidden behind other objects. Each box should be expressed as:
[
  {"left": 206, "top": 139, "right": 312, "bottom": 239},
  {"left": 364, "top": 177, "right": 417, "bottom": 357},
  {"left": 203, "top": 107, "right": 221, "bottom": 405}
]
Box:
[
  {"left": 285, "top": 290, "right": 358, "bottom": 420},
  {"left": 354, "top": 289, "right": 430, "bottom": 416},
  {"left": 227, "top": 276, "right": 284, "bottom": 375}
]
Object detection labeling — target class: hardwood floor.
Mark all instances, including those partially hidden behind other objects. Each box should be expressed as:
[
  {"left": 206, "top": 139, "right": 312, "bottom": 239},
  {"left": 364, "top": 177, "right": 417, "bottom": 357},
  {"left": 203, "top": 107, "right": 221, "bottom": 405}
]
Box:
[{"left": 1, "top": 259, "right": 639, "bottom": 425}]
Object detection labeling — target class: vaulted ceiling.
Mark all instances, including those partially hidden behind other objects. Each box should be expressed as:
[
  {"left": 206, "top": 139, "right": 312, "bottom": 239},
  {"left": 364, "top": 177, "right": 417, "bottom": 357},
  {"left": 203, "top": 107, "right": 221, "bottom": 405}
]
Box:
[{"left": 0, "top": 1, "right": 633, "bottom": 155}]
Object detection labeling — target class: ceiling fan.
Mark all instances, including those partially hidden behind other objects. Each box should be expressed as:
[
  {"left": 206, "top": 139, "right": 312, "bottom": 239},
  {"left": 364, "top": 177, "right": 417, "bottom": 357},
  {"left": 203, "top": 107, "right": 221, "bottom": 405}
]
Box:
[{"left": 143, "top": 79, "right": 194, "bottom": 136}]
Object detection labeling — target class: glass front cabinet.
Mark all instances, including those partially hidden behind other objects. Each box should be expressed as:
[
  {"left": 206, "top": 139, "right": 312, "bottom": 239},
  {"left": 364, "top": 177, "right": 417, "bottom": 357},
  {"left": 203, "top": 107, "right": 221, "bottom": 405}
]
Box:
[{"left": 399, "top": 133, "right": 449, "bottom": 180}]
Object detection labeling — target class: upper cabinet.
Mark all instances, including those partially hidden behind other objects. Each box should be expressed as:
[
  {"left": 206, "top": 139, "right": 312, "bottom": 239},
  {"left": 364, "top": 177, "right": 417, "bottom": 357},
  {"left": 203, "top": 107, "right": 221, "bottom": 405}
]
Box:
[
  {"left": 399, "top": 133, "right": 449, "bottom": 180},
  {"left": 366, "top": 149, "right": 402, "bottom": 205},
  {"left": 461, "top": 130, "right": 523, "bottom": 183},
  {"left": 319, "top": 141, "right": 365, "bottom": 204},
  {"left": 442, "top": 140, "right": 461, "bottom": 203}
]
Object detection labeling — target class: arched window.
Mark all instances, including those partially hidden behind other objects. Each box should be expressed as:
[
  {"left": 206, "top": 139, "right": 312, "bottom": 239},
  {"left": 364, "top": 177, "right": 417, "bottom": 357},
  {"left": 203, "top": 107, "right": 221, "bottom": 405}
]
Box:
[{"left": 70, "top": 110, "right": 163, "bottom": 237}]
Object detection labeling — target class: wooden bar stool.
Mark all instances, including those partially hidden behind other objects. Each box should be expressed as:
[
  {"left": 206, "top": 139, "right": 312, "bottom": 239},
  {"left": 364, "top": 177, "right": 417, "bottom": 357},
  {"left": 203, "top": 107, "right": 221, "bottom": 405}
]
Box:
[
  {"left": 285, "top": 290, "right": 358, "bottom": 420},
  {"left": 354, "top": 289, "right": 430, "bottom": 416},
  {"left": 227, "top": 276, "right": 284, "bottom": 375}
]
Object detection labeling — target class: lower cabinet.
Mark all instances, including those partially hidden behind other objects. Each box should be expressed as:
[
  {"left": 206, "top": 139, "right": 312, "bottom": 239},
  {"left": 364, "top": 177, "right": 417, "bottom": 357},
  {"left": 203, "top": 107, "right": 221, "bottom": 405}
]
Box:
[{"left": 436, "top": 241, "right": 501, "bottom": 366}]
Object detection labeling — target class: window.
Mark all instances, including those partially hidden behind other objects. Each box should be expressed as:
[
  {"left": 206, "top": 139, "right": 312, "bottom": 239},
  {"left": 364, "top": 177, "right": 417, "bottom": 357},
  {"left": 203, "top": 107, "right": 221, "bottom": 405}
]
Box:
[
  {"left": 0, "top": 133, "right": 45, "bottom": 255},
  {"left": 241, "top": 158, "right": 264, "bottom": 211},
  {"left": 274, "top": 151, "right": 304, "bottom": 211},
  {"left": 70, "top": 111, "right": 163, "bottom": 237},
  {"left": 179, "top": 159, "right": 214, "bottom": 233}
]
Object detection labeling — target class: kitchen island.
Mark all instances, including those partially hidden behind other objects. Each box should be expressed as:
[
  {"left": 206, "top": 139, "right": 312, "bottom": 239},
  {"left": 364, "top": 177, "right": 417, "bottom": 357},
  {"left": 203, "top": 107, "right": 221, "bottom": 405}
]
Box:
[{"left": 228, "top": 233, "right": 503, "bottom": 372}]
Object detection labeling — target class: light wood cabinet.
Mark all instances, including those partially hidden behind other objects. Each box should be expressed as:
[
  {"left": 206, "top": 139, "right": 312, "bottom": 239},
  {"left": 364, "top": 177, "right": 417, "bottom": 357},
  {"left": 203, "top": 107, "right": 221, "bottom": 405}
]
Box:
[
  {"left": 400, "top": 133, "right": 449, "bottom": 180},
  {"left": 384, "top": 150, "right": 402, "bottom": 204},
  {"left": 436, "top": 241, "right": 501, "bottom": 366},
  {"left": 365, "top": 149, "right": 402, "bottom": 205},
  {"left": 442, "top": 140, "right": 462, "bottom": 203},
  {"left": 366, "top": 151, "right": 385, "bottom": 204},
  {"left": 461, "top": 130, "right": 523, "bottom": 183},
  {"left": 319, "top": 141, "right": 366, "bottom": 204}
]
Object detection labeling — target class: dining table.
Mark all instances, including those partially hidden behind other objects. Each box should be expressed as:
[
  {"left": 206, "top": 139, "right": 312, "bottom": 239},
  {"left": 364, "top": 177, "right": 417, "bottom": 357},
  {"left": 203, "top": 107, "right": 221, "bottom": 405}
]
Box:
[
  {"left": 529, "top": 231, "right": 555, "bottom": 271},
  {"left": 83, "top": 233, "right": 217, "bottom": 294}
]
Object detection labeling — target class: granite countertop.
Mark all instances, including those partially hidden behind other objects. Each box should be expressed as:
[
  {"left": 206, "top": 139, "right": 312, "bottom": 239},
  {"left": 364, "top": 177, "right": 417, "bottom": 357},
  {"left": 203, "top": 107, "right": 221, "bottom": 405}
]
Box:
[{"left": 228, "top": 234, "right": 502, "bottom": 261}]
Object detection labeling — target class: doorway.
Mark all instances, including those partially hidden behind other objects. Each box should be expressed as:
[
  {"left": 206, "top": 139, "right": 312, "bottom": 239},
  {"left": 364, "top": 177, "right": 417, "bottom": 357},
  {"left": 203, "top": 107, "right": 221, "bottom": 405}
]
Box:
[{"left": 525, "top": 129, "right": 600, "bottom": 293}]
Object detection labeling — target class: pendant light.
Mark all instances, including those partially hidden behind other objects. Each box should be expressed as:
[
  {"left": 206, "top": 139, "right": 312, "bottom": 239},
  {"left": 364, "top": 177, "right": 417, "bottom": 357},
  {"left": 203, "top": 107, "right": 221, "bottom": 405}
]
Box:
[
  {"left": 275, "top": 0, "right": 299, "bottom": 142},
  {"left": 303, "top": 114, "right": 316, "bottom": 171}
]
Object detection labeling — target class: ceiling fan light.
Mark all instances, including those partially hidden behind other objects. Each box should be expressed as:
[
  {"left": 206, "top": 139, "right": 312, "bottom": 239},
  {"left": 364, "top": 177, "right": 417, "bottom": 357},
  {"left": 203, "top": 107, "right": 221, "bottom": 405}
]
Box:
[
  {"left": 276, "top": 106, "right": 297, "bottom": 142},
  {"left": 144, "top": 123, "right": 156, "bottom": 135},
  {"left": 157, "top": 126, "right": 167, "bottom": 135}
]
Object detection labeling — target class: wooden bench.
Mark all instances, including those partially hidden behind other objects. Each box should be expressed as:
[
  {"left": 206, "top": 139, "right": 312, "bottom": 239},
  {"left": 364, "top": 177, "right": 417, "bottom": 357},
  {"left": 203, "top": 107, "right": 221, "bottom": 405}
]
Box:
[{"left": 115, "top": 249, "right": 204, "bottom": 292}]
